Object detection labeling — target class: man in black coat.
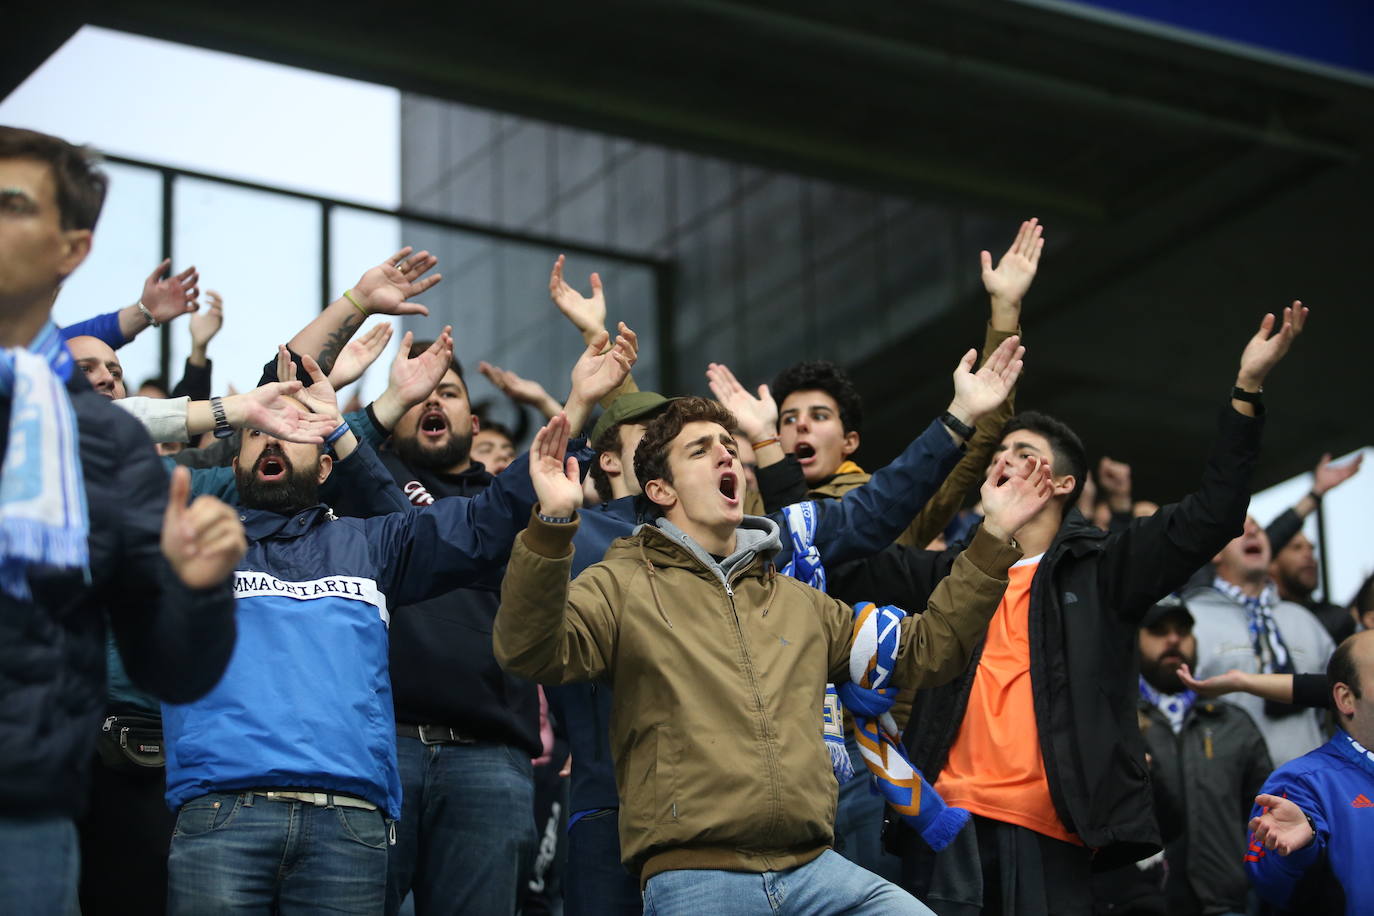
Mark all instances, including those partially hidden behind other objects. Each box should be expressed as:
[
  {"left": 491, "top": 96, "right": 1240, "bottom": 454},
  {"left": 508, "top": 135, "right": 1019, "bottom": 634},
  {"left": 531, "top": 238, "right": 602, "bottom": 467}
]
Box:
[
  {"left": 829, "top": 304, "right": 1306, "bottom": 914},
  {"left": 0, "top": 126, "right": 242, "bottom": 913}
]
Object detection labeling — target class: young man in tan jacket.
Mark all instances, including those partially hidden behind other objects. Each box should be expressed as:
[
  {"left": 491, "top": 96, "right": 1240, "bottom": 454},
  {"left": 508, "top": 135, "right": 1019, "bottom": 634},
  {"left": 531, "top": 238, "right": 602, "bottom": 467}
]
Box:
[{"left": 494, "top": 398, "right": 1052, "bottom": 915}]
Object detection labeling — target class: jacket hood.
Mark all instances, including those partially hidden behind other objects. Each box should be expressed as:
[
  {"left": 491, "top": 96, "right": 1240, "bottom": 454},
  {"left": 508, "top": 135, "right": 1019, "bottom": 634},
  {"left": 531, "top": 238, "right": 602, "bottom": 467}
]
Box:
[{"left": 615, "top": 515, "right": 782, "bottom": 587}]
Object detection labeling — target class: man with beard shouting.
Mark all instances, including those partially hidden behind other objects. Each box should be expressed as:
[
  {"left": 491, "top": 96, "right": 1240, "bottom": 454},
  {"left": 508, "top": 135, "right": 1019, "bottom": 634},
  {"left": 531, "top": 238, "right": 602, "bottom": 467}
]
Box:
[
  {"left": 378, "top": 325, "right": 637, "bottom": 916},
  {"left": 160, "top": 329, "right": 637, "bottom": 915}
]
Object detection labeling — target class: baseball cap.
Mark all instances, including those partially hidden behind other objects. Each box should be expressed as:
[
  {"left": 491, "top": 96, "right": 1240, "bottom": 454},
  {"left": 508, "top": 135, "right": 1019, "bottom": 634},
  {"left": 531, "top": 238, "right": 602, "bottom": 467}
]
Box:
[
  {"left": 589, "top": 391, "right": 676, "bottom": 445},
  {"left": 1140, "top": 593, "right": 1195, "bottom": 630}
]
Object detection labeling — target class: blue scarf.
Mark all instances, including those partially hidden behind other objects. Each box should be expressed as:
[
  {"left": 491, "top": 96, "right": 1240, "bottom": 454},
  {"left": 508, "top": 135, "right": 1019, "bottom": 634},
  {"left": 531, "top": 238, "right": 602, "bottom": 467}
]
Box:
[
  {"left": 0, "top": 322, "right": 89, "bottom": 600},
  {"left": 1138, "top": 676, "right": 1196, "bottom": 734},
  {"left": 779, "top": 503, "right": 967, "bottom": 851}
]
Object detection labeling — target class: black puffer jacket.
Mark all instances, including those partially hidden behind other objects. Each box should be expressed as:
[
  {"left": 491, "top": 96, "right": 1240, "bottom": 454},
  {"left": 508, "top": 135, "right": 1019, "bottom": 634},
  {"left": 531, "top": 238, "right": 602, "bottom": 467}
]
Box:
[
  {"left": 830, "top": 404, "right": 1263, "bottom": 870},
  {"left": 0, "top": 372, "right": 237, "bottom": 818}
]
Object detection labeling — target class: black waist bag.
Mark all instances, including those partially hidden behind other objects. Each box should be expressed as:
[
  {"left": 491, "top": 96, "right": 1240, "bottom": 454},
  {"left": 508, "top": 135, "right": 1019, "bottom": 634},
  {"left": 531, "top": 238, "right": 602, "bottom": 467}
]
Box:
[{"left": 97, "top": 715, "right": 165, "bottom": 771}]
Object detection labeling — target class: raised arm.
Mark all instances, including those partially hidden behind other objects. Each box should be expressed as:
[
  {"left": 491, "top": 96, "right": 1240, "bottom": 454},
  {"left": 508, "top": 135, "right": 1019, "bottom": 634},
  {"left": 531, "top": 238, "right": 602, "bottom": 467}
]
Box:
[
  {"left": 479, "top": 360, "right": 563, "bottom": 420},
  {"left": 287, "top": 247, "right": 439, "bottom": 375},
  {"left": 887, "top": 458, "right": 1050, "bottom": 688},
  {"left": 1098, "top": 305, "right": 1305, "bottom": 622},
  {"left": 364, "top": 328, "right": 455, "bottom": 440},
  {"left": 493, "top": 415, "right": 619, "bottom": 683},
  {"left": 1266, "top": 451, "right": 1362, "bottom": 553},
  {"left": 550, "top": 255, "right": 638, "bottom": 406},
  {"left": 893, "top": 221, "right": 1040, "bottom": 548},
  {"left": 115, "top": 259, "right": 201, "bottom": 343}
]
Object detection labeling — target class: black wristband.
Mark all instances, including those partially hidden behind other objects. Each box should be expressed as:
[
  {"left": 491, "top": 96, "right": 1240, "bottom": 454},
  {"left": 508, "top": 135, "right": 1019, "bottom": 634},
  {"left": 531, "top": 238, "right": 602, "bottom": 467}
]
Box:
[
  {"left": 940, "top": 410, "right": 975, "bottom": 441},
  {"left": 210, "top": 396, "right": 234, "bottom": 439},
  {"left": 1231, "top": 385, "right": 1264, "bottom": 404}
]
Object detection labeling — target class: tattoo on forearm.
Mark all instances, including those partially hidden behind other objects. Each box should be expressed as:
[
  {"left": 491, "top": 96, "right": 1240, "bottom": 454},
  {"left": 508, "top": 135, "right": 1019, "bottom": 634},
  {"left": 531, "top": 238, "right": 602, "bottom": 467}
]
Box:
[{"left": 317, "top": 313, "right": 364, "bottom": 376}]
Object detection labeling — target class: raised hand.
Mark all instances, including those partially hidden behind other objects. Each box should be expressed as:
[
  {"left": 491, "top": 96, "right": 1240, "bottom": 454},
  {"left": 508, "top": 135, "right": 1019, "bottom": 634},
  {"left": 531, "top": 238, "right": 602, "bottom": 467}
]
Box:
[
  {"left": 706, "top": 362, "right": 777, "bottom": 443},
  {"left": 1238, "top": 302, "right": 1308, "bottom": 389},
  {"left": 1313, "top": 451, "right": 1362, "bottom": 496},
  {"left": 569, "top": 323, "right": 637, "bottom": 409},
  {"left": 189, "top": 291, "right": 224, "bottom": 350},
  {"left": 352, "top": 247, "right": 440, "bottom": 316},
  {"left": 142, "top": 259, "right": 200, "bottom": 324},
  {"left": 328, "top": 322, "right": 394, "bottom": 389},
  {"left": 980, "top": 455, "right": 1053, "bottom": 542},
  {"left": 549, "top": 254, "right": 607, "bottom": 342},
  {"left": 161, "top": 466, "right": 246, "bottom": 589},
  {"left": 390, "top": 328, "right": 454, "bottom": 407},
  {"left": 225, "top": 381, "right": 338, "bottom": 444},
  {"left": 948, "top": 334, "right": 1024, "bottom": 427},
  {"left": 981, "top": 219, "right": 1043, "bottom": 329},
  {"left": 1249, "top": 794, "right": 1315, "bottom": 856},
  {"left": 478, "top": 360, "right": 562, "bottom": 418},
  {"left": 295, "top": 354, "right": 343, "bottom": 421},
  {"left": 529, "top": 413, "right": 582, "bottom": 519}
]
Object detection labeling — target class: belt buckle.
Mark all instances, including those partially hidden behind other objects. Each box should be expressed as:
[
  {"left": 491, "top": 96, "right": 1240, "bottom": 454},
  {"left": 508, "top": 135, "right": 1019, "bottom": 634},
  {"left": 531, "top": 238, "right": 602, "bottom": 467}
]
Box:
[{"left": 417, "top": 725, "right": 452, "bottom": 746}]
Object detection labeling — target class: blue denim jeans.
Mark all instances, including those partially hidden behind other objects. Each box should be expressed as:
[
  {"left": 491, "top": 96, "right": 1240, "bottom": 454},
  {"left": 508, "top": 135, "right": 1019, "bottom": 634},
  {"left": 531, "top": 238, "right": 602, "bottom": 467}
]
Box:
[
  {"left": 642, "top": 849, "right": 934, "bottom": 916},
  {"left": 385, "top": 738, "right": 535, "bottom": 916},
  {"left": 0, "top": 814, "right": 79, "bottom": 915},
  {"left": 166, "top": 791, "right": 388, "bottom": 915},
  {"left": 565, "top": 808, "right": 641, "bottom": 916}
]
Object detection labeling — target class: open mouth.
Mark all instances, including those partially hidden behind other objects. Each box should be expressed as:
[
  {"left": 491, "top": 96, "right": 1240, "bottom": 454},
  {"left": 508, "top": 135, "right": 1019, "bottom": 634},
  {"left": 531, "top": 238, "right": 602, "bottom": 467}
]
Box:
[
  {"left": 420, "top": 411, "right": 448, "bottom": 439},
  {"left": 718, "top": 471, "right": 739, "bottom": 505},
  {"left": 794, "top": 442, "right": 816, "bottom": 463},
  {"left": 255, "top": 452, "right": 288, "bottom": 482},
  {"left": 1242, "top": 542, "right": 1265, "bottom": 558}
]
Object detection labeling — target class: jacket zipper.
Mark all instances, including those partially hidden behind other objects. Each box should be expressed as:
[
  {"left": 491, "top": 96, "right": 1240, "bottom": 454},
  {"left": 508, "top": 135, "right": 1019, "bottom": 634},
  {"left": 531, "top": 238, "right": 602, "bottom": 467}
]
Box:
[{"left": 723, "top": 569, "right": 785, "bottom": 844}]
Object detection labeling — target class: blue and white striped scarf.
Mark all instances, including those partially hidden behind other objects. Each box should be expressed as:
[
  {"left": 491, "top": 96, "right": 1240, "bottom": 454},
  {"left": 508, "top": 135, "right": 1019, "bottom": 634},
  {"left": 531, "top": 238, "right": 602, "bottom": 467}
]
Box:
[
  {"left": 780, "top": 503, "right": 968, "bottom": 851},
  {"left": 1213, "top": 577, "right": 1293, "bottom": 674},
  {"left": 0, "top": 322, "right": 88, "bottom": 600}
]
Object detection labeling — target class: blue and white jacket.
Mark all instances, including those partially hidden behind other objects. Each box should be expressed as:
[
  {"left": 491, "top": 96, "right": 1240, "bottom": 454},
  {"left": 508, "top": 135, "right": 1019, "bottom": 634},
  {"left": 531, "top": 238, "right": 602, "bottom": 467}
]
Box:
[
  {"left": 162, "top": 441, "right": 536, "bottom": 819},
  {"left": 1246, "top": 731, "right": 1374, "bottom": 916}
]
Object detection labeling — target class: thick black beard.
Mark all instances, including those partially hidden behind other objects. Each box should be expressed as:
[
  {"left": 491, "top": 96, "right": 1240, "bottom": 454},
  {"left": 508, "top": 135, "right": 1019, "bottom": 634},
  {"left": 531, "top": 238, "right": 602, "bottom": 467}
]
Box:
[
  {"left": 1141, "top": 651, "right": 1194, "bottom": 695},
  {"left": 235, "top": 461, "right": 322, "bottom": 515},
  {"left": 394, "top": 429, "right": 473, "bottom": 472}
]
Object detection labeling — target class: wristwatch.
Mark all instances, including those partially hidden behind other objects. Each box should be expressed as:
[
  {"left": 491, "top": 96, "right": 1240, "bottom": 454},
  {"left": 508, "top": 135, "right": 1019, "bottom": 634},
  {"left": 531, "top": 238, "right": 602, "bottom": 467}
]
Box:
[
  {"left": 210, "top": 396, "right": 234, "bottom": 439},
  {"left": 939, "top": 410, "right": 975, "bottom": 441}
]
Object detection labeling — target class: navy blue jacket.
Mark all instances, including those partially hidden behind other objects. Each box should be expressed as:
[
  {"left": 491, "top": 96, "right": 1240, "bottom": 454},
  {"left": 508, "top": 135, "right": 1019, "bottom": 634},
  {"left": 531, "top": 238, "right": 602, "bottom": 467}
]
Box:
[
  {"left": 547, "top": 417, "right": 963, "bottom": 813},
  {"left": 0, "top": 372, "right": 236, "bottom": 818}
]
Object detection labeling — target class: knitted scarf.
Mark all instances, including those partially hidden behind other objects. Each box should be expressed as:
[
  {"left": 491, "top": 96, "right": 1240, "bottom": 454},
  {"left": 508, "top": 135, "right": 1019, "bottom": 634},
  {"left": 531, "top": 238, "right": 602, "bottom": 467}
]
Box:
[
  {"left": 0, "top": 322, "right": 88, "bottom": 600},
  {"left": 779, "top": 503, "right": 967, "bottom": 851}
]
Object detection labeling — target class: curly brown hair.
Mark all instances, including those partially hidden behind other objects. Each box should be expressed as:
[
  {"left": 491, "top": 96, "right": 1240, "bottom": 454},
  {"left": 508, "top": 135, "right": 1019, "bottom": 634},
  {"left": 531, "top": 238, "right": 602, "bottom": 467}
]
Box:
[{"left": 633, "top": 397, "right": 738, "bottom": 506}]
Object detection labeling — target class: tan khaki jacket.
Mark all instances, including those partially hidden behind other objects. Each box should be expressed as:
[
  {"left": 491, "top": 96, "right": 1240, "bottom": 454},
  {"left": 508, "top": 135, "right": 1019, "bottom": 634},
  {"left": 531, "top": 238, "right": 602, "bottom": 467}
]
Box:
[{"left": 494, "top": 512, "right": 1020, "bottom": 883}]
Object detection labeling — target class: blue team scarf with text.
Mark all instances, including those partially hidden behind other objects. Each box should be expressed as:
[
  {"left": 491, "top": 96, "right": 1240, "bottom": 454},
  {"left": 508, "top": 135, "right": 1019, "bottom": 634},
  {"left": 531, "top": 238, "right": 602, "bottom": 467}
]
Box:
[{"left": 0, "top": 322, "right": 88, "bottom": 600}]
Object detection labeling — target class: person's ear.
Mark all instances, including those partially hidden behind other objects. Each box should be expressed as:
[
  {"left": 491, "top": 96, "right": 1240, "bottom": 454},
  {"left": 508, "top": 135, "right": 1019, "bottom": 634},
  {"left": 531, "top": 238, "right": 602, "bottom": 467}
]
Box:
[
  {"left": 1334, "top": 682, "right": 1358, "bottom": 719},
  {"left": 600, "top": 450, "right": 622, "bottom": 477},
  {"left": 1052, "top": 472, "right": 1076, "bottom": 499},
  {"left": 317, "top": 453, "right": 334, "bottom": 485},
  {"left": 841, "top": 430, "right": 860, "bottom": 458},
  {"left": 57, "top": 229, "right": 92, "bottom": 279},
  {"left": 469, "top": 416, "right": 480, "bottom": 436},
  {"left": 644, "top": 477, "right": 677, "bottom": 511}
]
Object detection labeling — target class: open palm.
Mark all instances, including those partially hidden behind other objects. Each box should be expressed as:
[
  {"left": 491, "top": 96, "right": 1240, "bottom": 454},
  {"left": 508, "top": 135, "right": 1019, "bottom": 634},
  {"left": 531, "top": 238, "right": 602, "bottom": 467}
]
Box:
[
  {"left": 353, "top": 247, "right": 440, "bottom": 316},
  {"left": 550, "top": 254, "right": 607, "bottom": 337},
  {"left": 529, "top": 414, "right": 582, "bottom": 518},
  {"left": 981, "top": 219, "right": 1043, "bottom": 307},
  {"left": 570, "top": 323, "right": 637, "bottom": 405},
  {"left": 950, "top": 335, "right": 1024, "bottom": 421},
  {"left": 1238, "top": 302, "right": 1307, "bottom": 386}
]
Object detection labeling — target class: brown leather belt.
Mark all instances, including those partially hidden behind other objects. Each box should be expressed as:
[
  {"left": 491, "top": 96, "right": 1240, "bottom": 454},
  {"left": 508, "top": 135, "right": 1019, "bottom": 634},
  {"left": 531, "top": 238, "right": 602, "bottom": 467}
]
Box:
[{"left": 396, "top": 723, "right": 479, "bottom": 746}]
